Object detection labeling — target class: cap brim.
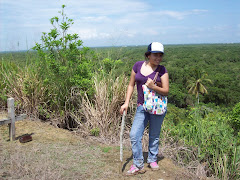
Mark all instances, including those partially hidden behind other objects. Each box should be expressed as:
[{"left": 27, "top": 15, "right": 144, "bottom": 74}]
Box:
[{"left": 150, "top": 51, "right": 164, "bottom": 54}]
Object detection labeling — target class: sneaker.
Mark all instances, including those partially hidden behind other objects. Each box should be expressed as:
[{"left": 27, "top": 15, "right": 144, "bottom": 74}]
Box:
[
  {"left": 126, "top": 164, "right": 145, "bottom": 176},
  {"left": 149, "top": 161, "right": 159, "bottom": 170}
]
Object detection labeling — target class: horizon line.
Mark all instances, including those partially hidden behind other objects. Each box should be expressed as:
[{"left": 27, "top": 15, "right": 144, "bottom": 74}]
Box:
[{"left": 0, "top": 42, "right": 239, "bottom": 53}]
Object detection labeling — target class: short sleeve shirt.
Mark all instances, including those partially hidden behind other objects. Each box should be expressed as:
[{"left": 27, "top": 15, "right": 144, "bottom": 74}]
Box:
[{"left": 132, "top": 61, "right": 168, "bottom": 105}]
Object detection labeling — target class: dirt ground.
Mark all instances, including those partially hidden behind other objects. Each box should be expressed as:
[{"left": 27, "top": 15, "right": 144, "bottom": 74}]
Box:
[{"left": 0, "top": 113, "right": 203, "bottom": 180}]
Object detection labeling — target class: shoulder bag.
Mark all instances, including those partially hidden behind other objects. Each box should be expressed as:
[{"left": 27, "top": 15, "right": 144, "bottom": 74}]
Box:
[{"left": 142, "top": 71, "right": 167, "bottom": 115}]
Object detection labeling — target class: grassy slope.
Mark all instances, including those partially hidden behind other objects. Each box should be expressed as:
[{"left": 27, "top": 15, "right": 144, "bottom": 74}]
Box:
[{"left": 0, "top": 114, "right": 200, "bottom": 180}]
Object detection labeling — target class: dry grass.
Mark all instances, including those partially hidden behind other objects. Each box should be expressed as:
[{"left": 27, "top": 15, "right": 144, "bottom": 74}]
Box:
[
  {"left": 0, "top": 119, "right": 107, "bottom": 180},
  {"left": 158, "top": 129, "right": 219, "bottom": 180},
  {"left": 0, "top": 118, "right": 203, "bottom": 180},
  {"left": 0, "top": 143, "right": 103, "bottom": 179},
  {"left": 0, "top": 117, "right": 203, "bottom": 180},
  {"left": 1, "top": 65, "right": 47, "bottom": 116},
  {"left": 77, "top": 74, "right": 137, "bottom": 142}
]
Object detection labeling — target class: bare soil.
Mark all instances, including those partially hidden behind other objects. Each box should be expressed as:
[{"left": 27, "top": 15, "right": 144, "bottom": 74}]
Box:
[{"left": 0, "top": 114, "right": 201, "bottom": 180}]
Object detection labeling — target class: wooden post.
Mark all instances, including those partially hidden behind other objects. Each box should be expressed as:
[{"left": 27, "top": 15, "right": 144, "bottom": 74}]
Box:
[{"left": 8, "top": 98, "right": 15, "bottom": 141}]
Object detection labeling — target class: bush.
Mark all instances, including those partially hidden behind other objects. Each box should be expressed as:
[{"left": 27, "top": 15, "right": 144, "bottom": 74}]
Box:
[
  {"left": 163, "top": 105, "right": 239, "bottom": 179},
  {"left": 32, "top": 5, "right": 94, "bottom": 112},
  {"left": 228, "top": 102, "right": 240, "bottom": 135}
]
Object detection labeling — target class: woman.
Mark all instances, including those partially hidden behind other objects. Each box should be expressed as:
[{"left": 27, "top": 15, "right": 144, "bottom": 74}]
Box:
[{"left": 120, "top": 42, "right": 169, "bottom": 175}]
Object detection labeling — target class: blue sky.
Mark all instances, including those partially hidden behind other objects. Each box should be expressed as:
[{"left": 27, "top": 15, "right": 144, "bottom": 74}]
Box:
[{"left": 0, "top": 0, "right": 239, "bottom": 51}]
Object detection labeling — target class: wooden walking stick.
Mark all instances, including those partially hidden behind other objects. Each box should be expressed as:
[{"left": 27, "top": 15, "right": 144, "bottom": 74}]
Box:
[{"left": 119, "top": 110, "right": 126, "bottom": 173}]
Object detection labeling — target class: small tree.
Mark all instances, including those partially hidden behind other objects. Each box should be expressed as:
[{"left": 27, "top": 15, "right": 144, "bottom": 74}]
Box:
[{"left": 33, "top": 5, "right": 94, "bottom": 111}]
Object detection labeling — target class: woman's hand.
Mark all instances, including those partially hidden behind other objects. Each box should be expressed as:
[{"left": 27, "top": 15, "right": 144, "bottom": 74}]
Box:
[
  {"left": 147, "top": 73, "right": 169, "bottom": 96},
  {"left": 120, "top": 103, "right": 128, "bottom": 115},
  {"left": 146, "top": 79, "right": 162, "bottom": 88},
  {"left": 145, "top": 78, "right": 155, "bottom": 89},
  {"left": 156, "top": 81, "right": 162, "bottom": 87}
]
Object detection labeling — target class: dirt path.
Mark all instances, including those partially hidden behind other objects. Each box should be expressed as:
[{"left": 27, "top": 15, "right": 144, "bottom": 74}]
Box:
[{"left": 0, "top": 117, "right": 199, "bottom": 180}]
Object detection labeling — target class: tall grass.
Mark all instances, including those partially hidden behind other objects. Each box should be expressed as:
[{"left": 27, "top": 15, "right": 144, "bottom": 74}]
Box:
[
  {"left": 162, "top": 104, "right": 240, "bottom": 179},
  {"left": 1, "top": 61, "right": 47, "bottom": 115},
  {"left": 78, "top": 72, "right": 137, "bottom": 142}
]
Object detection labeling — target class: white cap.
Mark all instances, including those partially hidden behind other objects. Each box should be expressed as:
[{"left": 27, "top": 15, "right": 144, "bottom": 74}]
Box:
[{"left": 147, "top": 42, "right": 164, "bottom": 54}]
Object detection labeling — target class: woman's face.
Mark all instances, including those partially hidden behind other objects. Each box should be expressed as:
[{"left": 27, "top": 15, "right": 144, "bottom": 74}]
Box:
[{"left": 148, "top": 53, "right": 163, "bottom": 65}]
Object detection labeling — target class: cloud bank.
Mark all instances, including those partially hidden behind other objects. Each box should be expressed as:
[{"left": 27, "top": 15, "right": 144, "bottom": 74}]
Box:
[{"left": 0, "top": 0, "right": 239, "bottom": 51}]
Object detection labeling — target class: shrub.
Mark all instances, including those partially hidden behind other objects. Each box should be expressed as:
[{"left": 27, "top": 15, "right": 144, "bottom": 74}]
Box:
[
  {"left": 166, "top": 105, "right": 239, "bottom": 179},
  {"left": 32, "top": 5, "right": 94, "bottom": 112},
  {"left": 228, "top": 102, "right": 240, "bottom": 135}
]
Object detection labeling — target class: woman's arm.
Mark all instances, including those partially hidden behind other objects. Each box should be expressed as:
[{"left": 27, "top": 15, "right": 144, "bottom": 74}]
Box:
[
  {"left": 145, "top": 73, "right": 169, "bottom": 96},
  {"left": 120, "top": 69, "right": 136, "bottom": 114}
]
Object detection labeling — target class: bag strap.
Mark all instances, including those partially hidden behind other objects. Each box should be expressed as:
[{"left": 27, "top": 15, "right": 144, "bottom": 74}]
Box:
[
  {"left": 153, "top": 65, "right": 162, "bottom": 83},
  {"left": 153, "top": 72, "right": 159, "bottom": 83}
]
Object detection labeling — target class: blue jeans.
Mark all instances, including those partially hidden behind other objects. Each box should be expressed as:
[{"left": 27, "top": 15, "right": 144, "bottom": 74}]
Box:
[{"left": 130, "top": 105, "right": 166, "bottom": 168}]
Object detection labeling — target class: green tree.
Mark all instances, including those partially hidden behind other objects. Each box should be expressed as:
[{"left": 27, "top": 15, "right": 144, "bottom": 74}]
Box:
[
  {"left": 32, "top": 5, "right": 94, "bottom": 112},
  {"left": 187, "top": 69, "right": 212, "bottom": 104}
]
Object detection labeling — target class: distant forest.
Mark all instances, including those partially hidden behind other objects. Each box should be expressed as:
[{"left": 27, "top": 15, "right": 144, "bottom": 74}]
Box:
[{"left": 92, "top": 43, "right": 240, "bottom": 108}]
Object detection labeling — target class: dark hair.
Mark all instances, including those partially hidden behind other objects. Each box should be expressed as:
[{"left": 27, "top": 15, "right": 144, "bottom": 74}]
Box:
[
  {"left": 145, "top": 51, "right": 151, "bottom": 60},
  {"left": 144, "top": 51, "right": 164, "bottom": 60}
]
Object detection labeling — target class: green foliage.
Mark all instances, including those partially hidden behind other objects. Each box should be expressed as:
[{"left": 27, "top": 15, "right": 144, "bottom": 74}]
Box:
[
  {"left": 228, "top": 102, "right": 240, "bottom": 135},
  {"left": 0, "top": 61, "right": 20, "bottom": 103},
  {"left": 101, "top": 147, "right": 112, "bottom": 153},
  {"left": 163, "top": 105, "right": 239, "bottom": 179},
  {"left": 90, "top": 127, "right": 100, "bottom": 137},
  {"left": 164, "top": 103, "right": 187, "bottom": 125},
  {"left": 187, "top": 69, "right": 212, "bottom": 104},
  {"left": 0, "top": 62, "right": 9, "bottom": 104},
  {"left": 0, "top": 61, "right": 49, "bottom": 114},
  {"left": 101, "top": 58, "right": 123, "bottom": 74},
  {"left": 2, "top": 44, "right": 240, "bottom": 108},
  {"left": 32, "top": 5, "right": 94, "bottom": 111},
  {"left": 168, "top": 82, "right": 188, "bottom": 107},
  {"left": 164, "top": 44, "right": 240, "bottom": 107},
  {"left": 96, "top": 58, "right": 124, "bottom": 80},
  {"left": 92, "top": 46, "right": 140, "bottom": 76},
  {"left": 0, "top": 51, "right": 37, "bottom": 67},
  {"left": 92, "top": 44, "right": 240, "bottom": 107}
]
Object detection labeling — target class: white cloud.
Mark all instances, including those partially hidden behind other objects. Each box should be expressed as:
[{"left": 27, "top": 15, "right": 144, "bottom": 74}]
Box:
[
  {"left": 191, "top": 9, "right": 208, "bottom": 13},
  {"left": 143, "top": 29, "right": 159, "bottom": 36},
  {"left": 73, "top": 28, "right": 111, "bottom": 40},
  {"left": 79, "top": 16, "right": 111, "bottom": 23},
  {"left": 67, "top": 0, "right": 148, "bottom": 15},
  {"left": 155, "top": 9, "right": 208, "bottom": 20},
  {"left": 187, "top": 34, "right": 201, "bottom": 38},
  {"left": 126, "top": 32, "right": 136, "bottom": 38},
  {"left": 117, "top": 12, "right": 148, "bottom": 25},
  {"left": 212, "top": 25, "right": 229, "bottom": 31},
  {"left": 158, "top": 11, "right": 186, "bottom": 20}
]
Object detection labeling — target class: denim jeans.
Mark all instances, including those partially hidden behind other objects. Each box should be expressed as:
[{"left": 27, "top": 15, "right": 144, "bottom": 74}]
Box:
[{"left": 130, "top": 105, "right": 166, "bottom": 168}]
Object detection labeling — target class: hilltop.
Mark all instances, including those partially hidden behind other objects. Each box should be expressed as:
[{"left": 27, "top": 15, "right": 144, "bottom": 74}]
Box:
[{"left": 0, "top": 114, "right": 207, "bottom": 180}]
